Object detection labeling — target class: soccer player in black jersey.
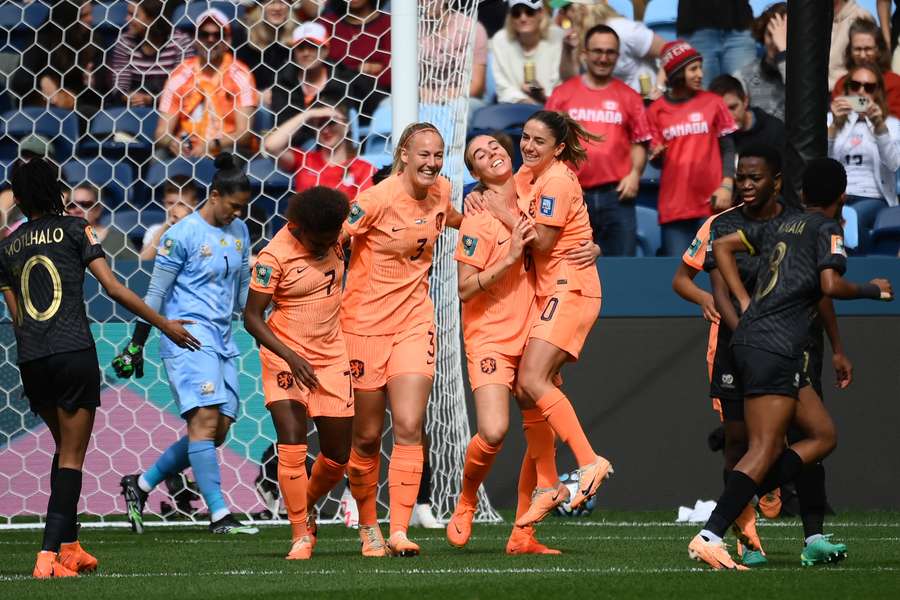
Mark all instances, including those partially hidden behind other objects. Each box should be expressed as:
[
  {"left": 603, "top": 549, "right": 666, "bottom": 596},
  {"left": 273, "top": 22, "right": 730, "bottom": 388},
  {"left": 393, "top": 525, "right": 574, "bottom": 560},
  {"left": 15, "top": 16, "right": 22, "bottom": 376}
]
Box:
[
  {"left": 686, "top": 157, "right": 893, "bottom": 570},
  {"left": 0, "top": 159, "right": 199, "bottom": 578}
]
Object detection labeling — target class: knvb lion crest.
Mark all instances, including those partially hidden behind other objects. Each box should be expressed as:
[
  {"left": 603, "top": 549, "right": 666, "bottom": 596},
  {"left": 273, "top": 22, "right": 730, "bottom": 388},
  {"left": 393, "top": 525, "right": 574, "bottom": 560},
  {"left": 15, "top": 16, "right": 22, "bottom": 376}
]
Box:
[
  {"left": 349, "top": 359, "right": 365, "bottom": 380},
  {"left": 480, "top": 357, "right": 497, "bottom": 374},
  {"left": 276, "top": 371, "right": 294, "bottom": 390}
]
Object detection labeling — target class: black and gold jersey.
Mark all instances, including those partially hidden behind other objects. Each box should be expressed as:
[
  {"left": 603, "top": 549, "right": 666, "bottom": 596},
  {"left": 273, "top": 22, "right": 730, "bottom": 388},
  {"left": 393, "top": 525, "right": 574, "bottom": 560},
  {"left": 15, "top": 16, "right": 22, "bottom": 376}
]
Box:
[{"left": 0, "top": 215, "right": 105, "bottom": 363}]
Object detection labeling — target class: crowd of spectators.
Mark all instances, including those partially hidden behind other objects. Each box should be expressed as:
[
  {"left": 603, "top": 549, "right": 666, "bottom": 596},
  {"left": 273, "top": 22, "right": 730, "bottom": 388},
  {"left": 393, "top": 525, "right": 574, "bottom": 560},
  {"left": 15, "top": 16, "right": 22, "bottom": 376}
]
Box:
[{"left": 2, "top": 0, "right": 900, "bottom": 259}]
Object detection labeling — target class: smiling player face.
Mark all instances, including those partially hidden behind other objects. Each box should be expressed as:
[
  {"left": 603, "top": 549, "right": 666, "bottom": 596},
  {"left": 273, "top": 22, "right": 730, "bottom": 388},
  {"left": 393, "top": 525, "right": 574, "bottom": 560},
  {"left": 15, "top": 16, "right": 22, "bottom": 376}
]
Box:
[
  {"left": 520, "top": 119, "right": 563, "bottom": 174},
  {"left": 400, "top": 130, "right": 444, "bottom": 191},
  {"left": 735, "top": 156, "right": 780, "bottom": 209},
  {"left": 466, "top": 135, "right": 513, "bottom": 186}
]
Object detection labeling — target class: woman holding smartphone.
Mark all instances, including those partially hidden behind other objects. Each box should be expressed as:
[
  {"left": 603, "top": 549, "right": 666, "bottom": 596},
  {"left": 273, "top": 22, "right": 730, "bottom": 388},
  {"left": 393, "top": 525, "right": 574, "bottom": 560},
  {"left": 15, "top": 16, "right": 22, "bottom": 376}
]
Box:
[{"left": 828, "top": 64, "right": 900, "bottom": 253}]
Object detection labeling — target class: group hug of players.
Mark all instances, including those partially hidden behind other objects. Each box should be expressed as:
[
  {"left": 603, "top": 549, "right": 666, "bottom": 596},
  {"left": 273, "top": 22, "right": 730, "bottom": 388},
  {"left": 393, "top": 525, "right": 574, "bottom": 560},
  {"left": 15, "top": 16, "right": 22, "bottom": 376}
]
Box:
[{"left": 0, "top": 108, "right": 892, "bottom": 578}]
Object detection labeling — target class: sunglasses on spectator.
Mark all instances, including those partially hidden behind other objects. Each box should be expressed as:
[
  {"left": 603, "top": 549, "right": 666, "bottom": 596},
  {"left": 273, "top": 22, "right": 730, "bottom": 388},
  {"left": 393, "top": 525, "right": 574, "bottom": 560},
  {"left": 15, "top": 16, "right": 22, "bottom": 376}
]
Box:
[
  {"left": 198, "top": 29, "right": 223, "bottom": 41},
  {"left": 848, "top": 80, "right": 878, "bottom": 93},
  {"left": 511, "top": 6, "right": 538, "bottom": 18}
]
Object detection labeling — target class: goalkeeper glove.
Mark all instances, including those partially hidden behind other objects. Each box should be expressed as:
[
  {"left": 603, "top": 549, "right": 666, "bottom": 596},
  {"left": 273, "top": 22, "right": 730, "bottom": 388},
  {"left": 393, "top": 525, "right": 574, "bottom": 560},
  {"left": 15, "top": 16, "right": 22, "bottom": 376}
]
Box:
[{"left": 112, "top": 343, "right": 144, "bottom": 379}]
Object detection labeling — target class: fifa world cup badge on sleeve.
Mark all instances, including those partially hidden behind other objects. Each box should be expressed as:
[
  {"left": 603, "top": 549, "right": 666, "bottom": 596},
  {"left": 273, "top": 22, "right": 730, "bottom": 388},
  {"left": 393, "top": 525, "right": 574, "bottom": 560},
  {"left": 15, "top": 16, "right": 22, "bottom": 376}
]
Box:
[
  {"left": 159, "top": 238, "right": 175, "bottom": 256},
  {"left": 462, "top": 235, "right": 478, "bottom": 257},
  {"left": 540, "top": 196, "right": 555, "bottom": 217},
  {"left": 831, "top": 235, "right": 846, "bottom": 257},
  {"left": 687, "top": 236, "right": 702, "bottom": 257},
  {"left": 85, "top": 225, "right": 100, "bottom": 245},
  {"left": 254, "top": 263, "right": 273, "bottom": 287},
  {"left": 348, "top": 204, "right": 365, "bottom": 225}
]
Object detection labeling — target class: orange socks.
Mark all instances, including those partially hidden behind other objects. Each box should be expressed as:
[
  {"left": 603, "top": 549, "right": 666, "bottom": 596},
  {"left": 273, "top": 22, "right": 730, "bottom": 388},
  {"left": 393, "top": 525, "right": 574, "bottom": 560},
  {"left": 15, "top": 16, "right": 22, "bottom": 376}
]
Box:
[
  {"left": 535, "top": 388, "right": 595, "bottom": 467},
  {"left": 277, "top": 444, "right": 308, "bottom": 541},
  {"left": 388, "top": 444, "right": 423, "bottom": 535},
  {"left": 521, "top": 408, "right": 559, "bottom": 488},
  {"left": 348, "top": 449, "right": 380, "bottom": 527},
  {"left": 515, "top": 449, "right": 537, "bottom": 523},
  {"left": 460, "top": 434, "right": 502, "bottom": 506},
  {"left": 307, "top": 454, "right": 347, "bottom": 508}
]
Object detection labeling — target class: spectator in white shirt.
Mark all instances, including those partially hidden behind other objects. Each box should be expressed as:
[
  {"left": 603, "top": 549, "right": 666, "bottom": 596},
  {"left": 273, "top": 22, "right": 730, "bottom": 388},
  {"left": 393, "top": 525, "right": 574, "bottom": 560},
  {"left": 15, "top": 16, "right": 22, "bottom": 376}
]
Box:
[
  {"left": 490, "top": 0, "right": 564, "bottom": 104},
  {"left": 139, "top": 176, "right": 200, "bottom": 260},
  {"left": 828, "top": 64, "right": 900, "bottom": 252}
]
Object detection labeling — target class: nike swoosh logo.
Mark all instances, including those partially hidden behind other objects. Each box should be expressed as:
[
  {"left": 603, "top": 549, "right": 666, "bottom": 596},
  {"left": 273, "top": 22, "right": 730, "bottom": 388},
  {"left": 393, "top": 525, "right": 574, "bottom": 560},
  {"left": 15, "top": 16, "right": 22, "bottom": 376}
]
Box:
[
  {"left": 290, "top": 475, "right": 302, "bottom": 480},
  {"left": 297, "top": 266, "right": 309, "bottom": 274},
  {"left": 498, "top": 238, "right": 510, "bottom": 246},
  {"left": 454, "top": 523, "right": 462, "bottom": 535},
  {"left": 346, "top": 401, "right": 353, "bottom": 408},
  {"left": 392, "top": 226, "right": 407, "bottom": 232}
]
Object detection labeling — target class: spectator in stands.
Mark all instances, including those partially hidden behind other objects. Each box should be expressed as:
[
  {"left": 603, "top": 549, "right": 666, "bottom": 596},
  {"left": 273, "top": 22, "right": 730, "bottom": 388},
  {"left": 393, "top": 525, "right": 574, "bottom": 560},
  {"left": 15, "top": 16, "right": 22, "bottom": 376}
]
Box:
[
  {"left": 109, "top": 0, "right": 195, "bottom": 107},
  {"left": 710, "top": 75, "right": 784, "bottom": 156},
  {"left": 420, "top": 0, "right": 489, "bottom": 109},
  {"left": 264, "top": 100, "right": 375, "bottom": 200},
  {"left": 557, "top": 1, "right": 666, "bottom": 95},
  {"left": 295, "top": 1, "right": 322, "bottom": 22},
  {"left": 733, "top": 2, "right": 786, "bottom": 122},
  {"left": 828, "top": 64, "right": 900, "bottom": 252},
  {"left": 139, "top": 176, "right": 200, "bottom": 260},
  {"left": 491, "top": 0, "right": 564, "bottom": 105},
  {"left": 318, "top": 0, "right": 391, "bottom": 116},
  {"left": 647, "top": 41, "right": 738, "bottom": 256},
  {"left": 270, "top": 22, "right": 365, "bottom": 146},
  {"left": 64, "top": 183, "right": 136, "bottom": 263},
  {"left": 675, "top": 0, "right": 756, "bottom": 87},
  {"left": 17, "top": 0, "right": 106, "bottom": 115},
  {"left": 831, "top": 0, "right": 875, "bottom": 90},
  {"left": 234, "top": 0, "right": 297, "bottom": 100},
  {"left": 546, "top": 24, "right": 651, "bottom": 256},
  {"left": 155, "top": 9, "right": 260, "bottom": 158},
  {"left": 833, "top": 19, "right": 900, "bottom": 118}
]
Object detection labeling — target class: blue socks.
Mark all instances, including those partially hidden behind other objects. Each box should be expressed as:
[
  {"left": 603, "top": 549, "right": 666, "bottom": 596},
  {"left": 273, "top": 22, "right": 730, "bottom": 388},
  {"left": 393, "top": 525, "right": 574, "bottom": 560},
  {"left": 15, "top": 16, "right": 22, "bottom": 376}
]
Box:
[
  {"left": 188, "top": 440, "right": 229, "bottom": 522},
  {"left": 140, "top": 436, "right": 191, "bottom": 492}
]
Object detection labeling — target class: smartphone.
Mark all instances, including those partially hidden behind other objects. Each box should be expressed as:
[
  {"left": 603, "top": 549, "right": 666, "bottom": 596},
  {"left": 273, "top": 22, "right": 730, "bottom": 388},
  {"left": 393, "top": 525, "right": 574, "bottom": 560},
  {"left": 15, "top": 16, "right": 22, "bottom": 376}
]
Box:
[{"left": 841, "top": 95, "right": 870, "bottom": 113}]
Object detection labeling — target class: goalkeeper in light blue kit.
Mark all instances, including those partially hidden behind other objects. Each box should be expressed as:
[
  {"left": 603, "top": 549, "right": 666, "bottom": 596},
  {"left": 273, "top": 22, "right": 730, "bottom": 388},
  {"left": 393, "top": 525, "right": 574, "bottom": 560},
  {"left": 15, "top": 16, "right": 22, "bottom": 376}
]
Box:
[{"left": 114, "top": 154, "right": 257, "bottom": 535}]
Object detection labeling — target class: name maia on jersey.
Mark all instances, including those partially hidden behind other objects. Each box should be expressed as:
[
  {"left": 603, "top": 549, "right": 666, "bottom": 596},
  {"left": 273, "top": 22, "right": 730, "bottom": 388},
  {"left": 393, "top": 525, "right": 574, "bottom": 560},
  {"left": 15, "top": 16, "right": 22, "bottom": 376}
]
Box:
[{"left": 4, "top": 227, "right": 65, "bottom": 256}]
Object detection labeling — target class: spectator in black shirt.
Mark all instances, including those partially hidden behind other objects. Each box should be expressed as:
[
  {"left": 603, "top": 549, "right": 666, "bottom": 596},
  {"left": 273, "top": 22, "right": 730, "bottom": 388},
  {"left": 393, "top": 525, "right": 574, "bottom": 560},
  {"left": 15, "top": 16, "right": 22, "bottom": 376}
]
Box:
[
  {"left": 0, "top": 158, "right": 197, "bottom": 579},
  {"left": 270, "top": 22, "right": 366, "bottom": 147},
  {"left": 710, "top": 75, "right": 785, "bottom": 157},
  {"left": 676, "top": 0, "right": 756, "bottom": 87},
  {"left": 235, "top": 0, "right": 296, "bottom": 100}
]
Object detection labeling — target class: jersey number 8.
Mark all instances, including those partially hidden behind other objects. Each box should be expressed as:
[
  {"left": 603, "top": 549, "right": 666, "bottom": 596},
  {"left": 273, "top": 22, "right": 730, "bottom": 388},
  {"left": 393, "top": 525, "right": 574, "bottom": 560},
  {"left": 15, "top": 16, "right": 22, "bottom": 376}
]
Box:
[{"left": 756, "top": 241, "right": 787, "bottom": 300}]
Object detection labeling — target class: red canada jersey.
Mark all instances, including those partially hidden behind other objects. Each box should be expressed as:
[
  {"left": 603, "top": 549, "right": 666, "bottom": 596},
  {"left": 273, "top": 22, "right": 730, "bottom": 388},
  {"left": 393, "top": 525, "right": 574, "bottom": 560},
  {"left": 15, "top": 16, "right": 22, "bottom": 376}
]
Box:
[
  {"left": 292, "top": 150, "right": 375, "bottom": 201},
  {"left": 546, "top": 76, "right": 652, "bottom": 189},
  {"left": 647, "top": 91, "right": 738, "bottom": 224}
]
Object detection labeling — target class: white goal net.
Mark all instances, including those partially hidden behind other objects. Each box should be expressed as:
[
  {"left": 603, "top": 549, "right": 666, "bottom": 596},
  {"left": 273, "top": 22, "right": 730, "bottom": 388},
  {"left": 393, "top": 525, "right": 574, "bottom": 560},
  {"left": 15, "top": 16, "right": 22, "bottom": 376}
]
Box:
[{"left": 0, "top": 0, "right": 497, "bottom": 527}]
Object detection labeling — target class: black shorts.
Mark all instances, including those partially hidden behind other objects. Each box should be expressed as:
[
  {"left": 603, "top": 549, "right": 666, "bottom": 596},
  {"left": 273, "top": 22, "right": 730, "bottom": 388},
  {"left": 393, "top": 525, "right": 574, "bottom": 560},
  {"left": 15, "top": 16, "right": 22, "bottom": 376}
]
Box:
[
  {"left": 732, "top": 344, "right": 803, "bottom": 400},
  {"left": 802, "top": 347, "right": 824, "bottom": 398},
  {"left": 20, "top": 347, "right": 101, "bottom": 414}
]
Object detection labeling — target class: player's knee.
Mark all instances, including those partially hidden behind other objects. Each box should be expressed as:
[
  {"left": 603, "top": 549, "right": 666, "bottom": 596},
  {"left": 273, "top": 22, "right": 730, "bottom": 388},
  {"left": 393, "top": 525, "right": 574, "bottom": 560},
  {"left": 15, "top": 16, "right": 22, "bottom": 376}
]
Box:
[
  {"left": 479, "top": 424, "right": 507, "bottom": 447},
  {"left": 354, "top": 437, "right": 381, "bottom": 457},
  {"left": 322, "top": 447, "right": 351, "bottom": 466},
  {"left": 392, "top": 423, "right": 422, "bottom": 446}
]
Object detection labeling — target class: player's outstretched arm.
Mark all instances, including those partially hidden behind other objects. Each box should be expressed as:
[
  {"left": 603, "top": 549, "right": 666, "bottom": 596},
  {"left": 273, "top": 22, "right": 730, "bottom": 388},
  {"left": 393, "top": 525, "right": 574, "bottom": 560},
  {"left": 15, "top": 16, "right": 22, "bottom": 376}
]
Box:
[
  {"left": 817, "top": 296, "right": 853, "bottom": 389},
  {"left": 89, "top": 257, "right": 200, "bottom": 350},
  {"left": 820, "top": 269, "right": 894, "bottom": 301},
  {"left": 671, "top": 261, "right": 720, "bottom": 323},
  {"left": 712, "top": 233, "right": 752, "bottom": 313},
  {"left": 243, "top": 289, "right": 318, "bottom": 390}
]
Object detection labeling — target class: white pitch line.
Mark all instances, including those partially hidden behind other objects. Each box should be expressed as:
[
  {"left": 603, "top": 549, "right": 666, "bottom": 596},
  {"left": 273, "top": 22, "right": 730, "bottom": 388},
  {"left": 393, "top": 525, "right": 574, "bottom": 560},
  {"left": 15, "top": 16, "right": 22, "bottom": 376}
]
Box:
[{"left": 1, "top": 565, "right": 898, "bottom": 582}]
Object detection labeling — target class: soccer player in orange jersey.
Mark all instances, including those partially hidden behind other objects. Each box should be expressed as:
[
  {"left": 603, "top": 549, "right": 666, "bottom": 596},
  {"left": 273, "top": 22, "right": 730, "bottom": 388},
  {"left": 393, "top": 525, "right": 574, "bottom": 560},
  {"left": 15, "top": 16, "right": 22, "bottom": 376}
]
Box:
[
  {"left": 341, "top": 122, "right": 463, "bottom": 557},
  {"left": 243, "top": 187, "right": 352, "bottom": 561},
  {"left": 498, "top": 111, "right": 614, "bottom": 525},
  {"left": 453, "top": 133, "right": 604, "bottom": 553}
]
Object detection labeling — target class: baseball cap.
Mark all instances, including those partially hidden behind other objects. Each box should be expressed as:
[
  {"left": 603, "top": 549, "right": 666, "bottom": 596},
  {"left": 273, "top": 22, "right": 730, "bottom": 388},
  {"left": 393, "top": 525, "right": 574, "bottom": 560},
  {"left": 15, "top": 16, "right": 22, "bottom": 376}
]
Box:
[
  {"left": 660, "top": 40, "right": 702, "bottom": 78},
  {"left": 196, "top": 8, "right": 231, "bottom": 34},
  {"left": 549, "top": 0, "right": 599, "bottom": 8},
  {"left": 292, "top": 21, "right": 329, "bottom": 46},
  {"left": 19, "top": 134, "right": 54, "bottom": 159},
  {"left": 508, "top": 0, "right": 544, "bottom": 10}
]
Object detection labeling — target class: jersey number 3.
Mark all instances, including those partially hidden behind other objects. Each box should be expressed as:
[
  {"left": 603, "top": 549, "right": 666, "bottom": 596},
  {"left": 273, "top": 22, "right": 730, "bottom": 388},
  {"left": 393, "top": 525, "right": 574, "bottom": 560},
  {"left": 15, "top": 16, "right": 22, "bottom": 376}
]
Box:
[{"left": 756, "top": 241, "right": 787, "bottom": 300}]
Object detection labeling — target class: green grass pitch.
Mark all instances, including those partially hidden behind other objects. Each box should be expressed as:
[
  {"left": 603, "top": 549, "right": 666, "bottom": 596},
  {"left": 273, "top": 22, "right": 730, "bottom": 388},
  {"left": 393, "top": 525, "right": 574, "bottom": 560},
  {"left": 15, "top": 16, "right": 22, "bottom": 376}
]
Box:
[{"left": 1, "top": 511, "right": 898, "bottom": 599}]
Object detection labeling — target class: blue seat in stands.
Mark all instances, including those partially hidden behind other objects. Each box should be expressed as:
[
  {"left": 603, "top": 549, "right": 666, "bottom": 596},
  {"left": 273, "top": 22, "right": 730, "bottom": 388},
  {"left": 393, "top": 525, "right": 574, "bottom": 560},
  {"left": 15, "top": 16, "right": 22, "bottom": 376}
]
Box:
[
  {"left": 869, "top": 206, "right": 900, "bottom": 255},
  {"left": 61, "top": 158, "right": 134, "bottom": 207},
  {"left": 635, "top": 205, "right": 661, "bottom": 257}
]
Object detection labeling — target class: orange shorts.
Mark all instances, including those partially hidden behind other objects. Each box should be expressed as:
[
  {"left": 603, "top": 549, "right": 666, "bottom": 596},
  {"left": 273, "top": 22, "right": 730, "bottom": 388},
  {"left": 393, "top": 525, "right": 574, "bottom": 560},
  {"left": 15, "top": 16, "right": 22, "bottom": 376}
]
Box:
[
  {"left": 466, "top": 351, "right": 520, "bottom": 392},
  {"left": 344, "top": 320, "right": 436, "bottom": 391},
  {"left": 528, "top": 292, "right": 601, "bottom": 360},
  {"left": 260, "top": 351, "right": 354, "bottom": 418}
]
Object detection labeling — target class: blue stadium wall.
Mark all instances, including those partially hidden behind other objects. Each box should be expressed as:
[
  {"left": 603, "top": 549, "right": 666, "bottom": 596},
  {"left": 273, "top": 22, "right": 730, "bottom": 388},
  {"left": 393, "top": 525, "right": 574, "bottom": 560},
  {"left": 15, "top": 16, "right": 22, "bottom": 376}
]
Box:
[{"left": 1, "top": 257, "right": 897, "bottom": 511}]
